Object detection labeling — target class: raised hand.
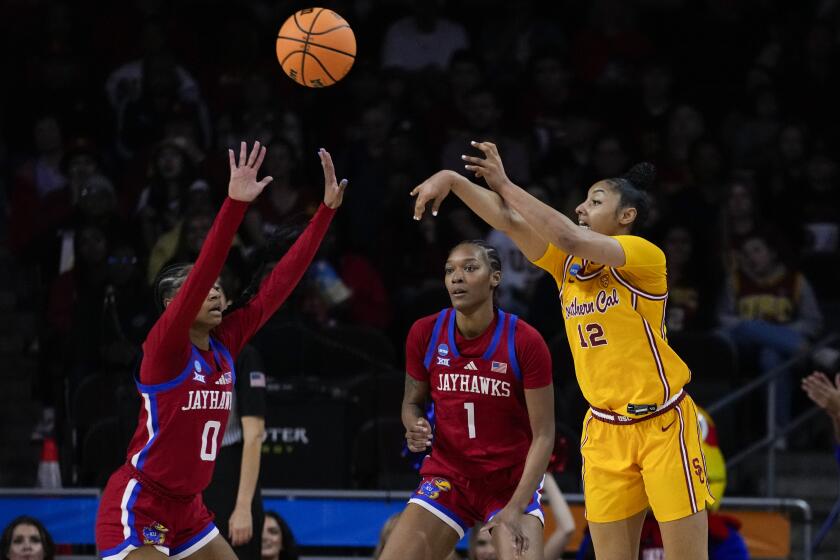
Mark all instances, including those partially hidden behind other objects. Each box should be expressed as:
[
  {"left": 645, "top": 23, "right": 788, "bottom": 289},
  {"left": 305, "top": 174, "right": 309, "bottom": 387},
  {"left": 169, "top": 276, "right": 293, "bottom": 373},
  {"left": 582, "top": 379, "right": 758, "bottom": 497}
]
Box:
[
  {"left": 461, "top": 141, "right": 509, "bottom": 190},
  {"left": 318, "top": 148, "right": 348, "bottom": 209},
  {"left": 405, "top": 417, "right": 433, "bottom": 452},
  {"left": 802, "top": 371, "right": 840, "bottom": 417},
  {"left": 410, "top": 170, "right": 457, "bottom": 220},
  {"left": 228, "top": 141, "right": 273, "bottom": 202}
]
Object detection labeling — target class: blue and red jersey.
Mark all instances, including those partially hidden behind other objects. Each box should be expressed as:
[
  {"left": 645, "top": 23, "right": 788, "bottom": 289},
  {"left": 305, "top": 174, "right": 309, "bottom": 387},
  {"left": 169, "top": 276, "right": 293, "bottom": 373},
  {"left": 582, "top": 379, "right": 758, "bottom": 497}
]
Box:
[{"left": 405, "top": 308, "right": 552, "bottom": 478}]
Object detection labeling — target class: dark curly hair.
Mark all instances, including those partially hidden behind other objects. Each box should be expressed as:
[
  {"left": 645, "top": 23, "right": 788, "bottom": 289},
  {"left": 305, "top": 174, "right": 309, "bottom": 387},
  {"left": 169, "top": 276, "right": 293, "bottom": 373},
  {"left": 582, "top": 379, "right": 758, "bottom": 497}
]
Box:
[
  {"left": 263, "top": 511, "right": 299, "bottom": 560},
  {"left": 1, "top": 516, "right": 55, "bottom": 560}
]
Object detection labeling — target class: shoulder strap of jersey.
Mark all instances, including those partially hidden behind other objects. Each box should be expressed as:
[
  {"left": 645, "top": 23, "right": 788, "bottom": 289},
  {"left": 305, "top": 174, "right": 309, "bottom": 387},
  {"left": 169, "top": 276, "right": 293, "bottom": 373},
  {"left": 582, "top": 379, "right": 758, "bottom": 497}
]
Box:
[
  {"left": 423, "top": 308, "right": 451, "bottom": 370},
  {"left": 210, "top": 337, "right": 236, "bottom": 383},
  {"left": 506, "top": 313, "right": 522, "bottom": 382},
  {"left": 480, "top": 309, "right": 506, "bottom": 360}
]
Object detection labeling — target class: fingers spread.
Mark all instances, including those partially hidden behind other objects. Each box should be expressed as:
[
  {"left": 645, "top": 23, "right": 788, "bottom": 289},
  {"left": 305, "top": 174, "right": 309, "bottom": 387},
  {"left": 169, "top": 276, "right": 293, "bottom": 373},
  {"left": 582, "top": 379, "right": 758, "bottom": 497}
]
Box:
[
  {"left": 253, "top": 145, "right": 267, "bottom": 170},
  {"left": 247, "top": 141, "right": 261, "bottom": 167},
  {"left": 239, "top": 141, "right": 247, "bottom": 167},
  {"left": 257, "top": 176, "right": 274, "bottom": 188},
  {"left": 228, "top": 149, "right": 235, "bottom": 170}
]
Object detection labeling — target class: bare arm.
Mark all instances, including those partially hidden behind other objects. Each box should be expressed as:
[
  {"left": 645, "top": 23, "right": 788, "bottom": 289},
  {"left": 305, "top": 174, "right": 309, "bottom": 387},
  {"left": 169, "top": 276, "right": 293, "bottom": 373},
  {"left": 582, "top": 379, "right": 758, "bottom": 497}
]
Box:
[
  {"left": 411, "top": 170, "right": 548, "bottom": 262},
  {"left": 227, "top": 415, "right": 265, "bottom": 545},
  {"left": 402, "top": 374, "right": 433, "bottom": 452},
  {"left": 464, "top": 142, "right": 627, "bottom": 266}
]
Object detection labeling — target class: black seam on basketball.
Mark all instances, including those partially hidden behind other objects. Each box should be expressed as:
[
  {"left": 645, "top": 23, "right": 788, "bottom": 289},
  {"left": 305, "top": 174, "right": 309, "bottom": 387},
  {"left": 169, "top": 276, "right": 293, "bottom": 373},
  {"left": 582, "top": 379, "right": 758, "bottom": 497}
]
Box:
[
  {"left": 292, "top": 12, "right": 308, "bottom": 34},
  {"left": 304, "top": 51, "right": 338, "bottom": 83},
  {"left": 301, "top": 8, "right": 326, "bottom": 87},
  {"left": 281, "top": 50, "right": 305, "bottom": 66},
  {"left": 306, "top": 24, "right": 350, "bottom": 35},
  {"left": 277, "top": 35, "right": 356, "bottom": 59}
]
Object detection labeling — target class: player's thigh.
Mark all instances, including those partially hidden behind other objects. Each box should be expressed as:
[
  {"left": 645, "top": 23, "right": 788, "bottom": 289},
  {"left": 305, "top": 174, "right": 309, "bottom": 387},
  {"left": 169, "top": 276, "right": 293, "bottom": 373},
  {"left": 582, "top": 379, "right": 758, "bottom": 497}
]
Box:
[
  {"left": 587, "top": 508, "right": 647, "bottom": 560},
  {"left": 378, "top": 503, "right": 461, "bottom": 560},
  {"left": 124, "top": 546, "right": 168, "bottom": 560},
  {"left": 659, "top": 510, "right": 709, "bottom": 560},
  {"left": 491, "top": 514, "right": 544, "bottom": 560},
  {"left": 187, "top": 534, "right": 238, "bottom": 560},
  {"left": 640, "top": 398, "right": 713, "bottom": 522}
]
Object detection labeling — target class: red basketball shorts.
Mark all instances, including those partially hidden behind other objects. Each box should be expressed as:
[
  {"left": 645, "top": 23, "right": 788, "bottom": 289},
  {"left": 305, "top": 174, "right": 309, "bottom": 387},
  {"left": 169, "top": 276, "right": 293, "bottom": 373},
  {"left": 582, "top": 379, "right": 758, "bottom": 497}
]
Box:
[
  {"left": 96, "top": 465, "right": 218, "bottom": 559},
  {"left": 408, "top": 466, "right": 544, "bottom": 538}
]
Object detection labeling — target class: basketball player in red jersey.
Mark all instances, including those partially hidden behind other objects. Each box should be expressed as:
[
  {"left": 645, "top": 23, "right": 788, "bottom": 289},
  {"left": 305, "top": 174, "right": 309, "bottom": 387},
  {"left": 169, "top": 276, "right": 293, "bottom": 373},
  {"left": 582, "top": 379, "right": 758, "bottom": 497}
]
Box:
[
  {"left": 379, "top": 241, "right": 555, "bottom": 560},
  {"left": 95, "top": 141, "right": 347, "bottom": 560}
]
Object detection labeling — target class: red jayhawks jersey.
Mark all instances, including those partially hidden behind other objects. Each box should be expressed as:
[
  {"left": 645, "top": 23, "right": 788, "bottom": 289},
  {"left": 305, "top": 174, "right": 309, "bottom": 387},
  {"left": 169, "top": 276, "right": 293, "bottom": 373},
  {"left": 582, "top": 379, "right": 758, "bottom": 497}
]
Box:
[
  {"left": 125, "top": 338, "right": 236, "bottom": 496},
  {"left": 406, "top": 308, "right": 552, "bottom": 477}
]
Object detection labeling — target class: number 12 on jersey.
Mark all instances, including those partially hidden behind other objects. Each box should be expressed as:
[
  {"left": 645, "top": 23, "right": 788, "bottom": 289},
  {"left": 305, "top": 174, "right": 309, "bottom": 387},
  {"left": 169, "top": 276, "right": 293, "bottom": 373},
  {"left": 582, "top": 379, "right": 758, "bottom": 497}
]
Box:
[
  {"left": 464, "top": 402, "right": 476, "bottom": 439},
  {"left": 577, "top": 322, "right": 607, "bottom": 348}
]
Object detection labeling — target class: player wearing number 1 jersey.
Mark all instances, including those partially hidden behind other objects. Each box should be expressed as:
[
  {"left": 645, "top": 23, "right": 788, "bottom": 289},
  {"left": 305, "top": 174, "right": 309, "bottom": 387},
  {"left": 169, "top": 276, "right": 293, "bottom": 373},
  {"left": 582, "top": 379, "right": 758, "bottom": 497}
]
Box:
[
  {"left": 95, "top": 142, "right": 347, "bottom": 560},
  {"left": 378, "top": 241, "right": 555, "bottom": 560},
  {"left": 412, "top": 145, "right": 713, "bottom": 560}
]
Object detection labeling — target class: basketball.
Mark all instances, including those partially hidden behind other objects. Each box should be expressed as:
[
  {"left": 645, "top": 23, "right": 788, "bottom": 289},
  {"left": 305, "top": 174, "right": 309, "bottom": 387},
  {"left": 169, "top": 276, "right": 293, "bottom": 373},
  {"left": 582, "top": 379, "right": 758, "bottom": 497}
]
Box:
[{"left": 276, "top": 7, "right": 356, "bottom": 88}]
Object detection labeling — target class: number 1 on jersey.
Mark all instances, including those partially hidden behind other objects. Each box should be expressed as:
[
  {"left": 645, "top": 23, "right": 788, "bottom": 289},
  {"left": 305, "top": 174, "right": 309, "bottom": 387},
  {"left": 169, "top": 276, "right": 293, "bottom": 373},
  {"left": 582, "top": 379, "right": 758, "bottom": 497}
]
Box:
[{"left": 464, "top": 402, "right": 476, "bottom": 439}]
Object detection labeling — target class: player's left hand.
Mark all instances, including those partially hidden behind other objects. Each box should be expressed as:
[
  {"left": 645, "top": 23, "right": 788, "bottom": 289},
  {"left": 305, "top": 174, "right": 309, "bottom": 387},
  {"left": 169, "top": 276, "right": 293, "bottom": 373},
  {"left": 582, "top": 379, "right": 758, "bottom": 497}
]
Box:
[
  {"left": 461, "top": 141, "right": 509, "bottom": 191},
  {"left": 228, "top": 506, "right": 253, "bottom": 546},
  {"left": 485, "top": 505, "right": 528, "bottom": 557},
  {"left": 802, "top": 371, "right": 840, "bottom": 418},
  {"left": 318, "top": 148, "right": 348, "bottom": 209}
]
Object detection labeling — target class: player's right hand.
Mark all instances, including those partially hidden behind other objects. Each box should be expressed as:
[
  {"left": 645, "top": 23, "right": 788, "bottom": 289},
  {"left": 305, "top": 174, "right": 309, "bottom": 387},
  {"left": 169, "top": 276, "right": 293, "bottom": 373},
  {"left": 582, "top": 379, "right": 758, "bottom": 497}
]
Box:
[
  {"left": 410, "top": 170, "right": 455, "bottom": 220},
  {"left": 405, "top": 417, "right": 433, "bottom": 452},
  {"left": 228, "top": 141, "right": 273, "bottom": 202}
]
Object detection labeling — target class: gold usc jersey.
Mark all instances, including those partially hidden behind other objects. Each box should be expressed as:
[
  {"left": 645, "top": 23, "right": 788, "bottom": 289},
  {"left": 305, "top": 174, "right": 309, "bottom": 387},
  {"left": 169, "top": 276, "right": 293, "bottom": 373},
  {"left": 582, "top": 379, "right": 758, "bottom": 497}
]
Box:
[{"left": 533, "top": 235, "right": 691, "bottom": 414}]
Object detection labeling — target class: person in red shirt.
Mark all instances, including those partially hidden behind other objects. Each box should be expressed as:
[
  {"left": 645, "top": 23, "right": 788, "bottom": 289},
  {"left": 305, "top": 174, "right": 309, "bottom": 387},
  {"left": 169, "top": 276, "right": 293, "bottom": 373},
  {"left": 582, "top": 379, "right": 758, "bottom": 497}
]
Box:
[
  {"left": 379, "top": 240, "right": 555, "bottom": 560},
  {"left": 95, "top": 141, "right": 347, "bottom": 560}
]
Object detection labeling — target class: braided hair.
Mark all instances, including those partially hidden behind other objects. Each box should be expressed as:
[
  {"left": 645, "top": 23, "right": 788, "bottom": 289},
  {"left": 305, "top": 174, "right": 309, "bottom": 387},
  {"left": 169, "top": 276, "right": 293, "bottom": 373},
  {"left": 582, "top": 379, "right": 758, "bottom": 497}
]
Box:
[
  {"left": 605, "top": 162, "right": 656, "bottom": 233},
  {"left": 152, "top": 263, "right": 193, "bottom": 313}
]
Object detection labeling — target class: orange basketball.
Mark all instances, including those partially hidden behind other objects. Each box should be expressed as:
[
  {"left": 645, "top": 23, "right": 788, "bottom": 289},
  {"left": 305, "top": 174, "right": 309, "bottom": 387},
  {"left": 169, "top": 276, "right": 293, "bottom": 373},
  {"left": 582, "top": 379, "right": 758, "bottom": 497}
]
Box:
[{"left": 276, "top": 7, "right": 356, "bottom": 88}]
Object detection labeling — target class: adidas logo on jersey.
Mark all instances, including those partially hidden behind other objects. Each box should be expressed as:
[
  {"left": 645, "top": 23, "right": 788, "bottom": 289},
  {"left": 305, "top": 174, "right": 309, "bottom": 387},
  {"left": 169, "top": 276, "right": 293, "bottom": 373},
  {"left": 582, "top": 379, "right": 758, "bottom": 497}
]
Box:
[
  {"left": 464, "top": 361, "right": 478, "bottom": 371},
  {"left": 215, "top": 372, "right": 233, "bottom": 385}
]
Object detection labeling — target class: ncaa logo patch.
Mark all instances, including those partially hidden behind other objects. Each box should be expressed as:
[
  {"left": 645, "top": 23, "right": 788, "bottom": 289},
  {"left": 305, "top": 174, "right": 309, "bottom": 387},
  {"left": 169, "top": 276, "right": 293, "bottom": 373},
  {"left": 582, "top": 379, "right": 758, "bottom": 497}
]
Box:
[
  {"left": 194, "top": 360, "right": 202, "bottom": 373},
  {"left": 437, "top": 343, "right": 449, "bottom": 357},
  {"left": 417, "top": 477, "right": 451, "bottom": 500},
  {"left": 569, "top": 264, "right": 581, "bottom": 277}
]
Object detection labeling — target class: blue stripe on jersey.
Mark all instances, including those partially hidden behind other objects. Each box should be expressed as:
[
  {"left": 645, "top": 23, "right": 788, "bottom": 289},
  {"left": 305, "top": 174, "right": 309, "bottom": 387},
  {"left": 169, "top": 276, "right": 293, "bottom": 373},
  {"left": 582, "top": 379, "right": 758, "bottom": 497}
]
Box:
[
  {"left": 211, "top": 339, "right": 237, "bottom": 384},
  {"left": 134, "top": 348, "right": 199, "bottom": 393},
  {"left": 507, "top": 314, "right": 522, "bottom": 382},
  {"left": 481, "top": 309, "right": 506, "bottom": 360},
  {"left": 125, "top": 480, "right": 142, "bottom": 542},
  {"left": 423, "top": 310, "right": 448, "bottom": 370},
  {"left": 134, "top": 394, "right": 159, "bottom": 471},
  {"left": 446, "top": 309, "right": 461, "bottom": 359}
]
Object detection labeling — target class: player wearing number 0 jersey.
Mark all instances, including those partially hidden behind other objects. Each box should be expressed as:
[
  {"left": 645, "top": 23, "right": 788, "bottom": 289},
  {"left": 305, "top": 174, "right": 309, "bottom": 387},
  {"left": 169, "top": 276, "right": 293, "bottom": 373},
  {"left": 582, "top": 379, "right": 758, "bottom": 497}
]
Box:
[
  {"left": 378, "top": 241, "right": 554, "bottom": 560},
  {"left": 95, "top": 142, "right": 346, "bottom": 560},
  {"left": 411, "top": 148, "right": 713, "bottom": 559}
]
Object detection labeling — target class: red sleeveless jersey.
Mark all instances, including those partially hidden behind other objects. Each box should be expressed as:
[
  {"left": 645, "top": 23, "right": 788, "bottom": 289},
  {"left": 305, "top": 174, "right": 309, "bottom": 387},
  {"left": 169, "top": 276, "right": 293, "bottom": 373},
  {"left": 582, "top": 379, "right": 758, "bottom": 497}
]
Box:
[
  {"left": 406, "top": 308, "right": 552, "bottom": 477},
  {"left": 125, "top": 338, "right": 236, "bottom": 496}
]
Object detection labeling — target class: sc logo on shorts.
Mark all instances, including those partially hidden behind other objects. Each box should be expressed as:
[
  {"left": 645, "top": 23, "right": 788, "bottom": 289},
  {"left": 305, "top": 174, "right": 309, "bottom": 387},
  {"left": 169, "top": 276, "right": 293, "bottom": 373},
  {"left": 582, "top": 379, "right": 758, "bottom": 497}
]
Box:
[{"left": 418, "top": 477, "right": 452, "bottom": 500}]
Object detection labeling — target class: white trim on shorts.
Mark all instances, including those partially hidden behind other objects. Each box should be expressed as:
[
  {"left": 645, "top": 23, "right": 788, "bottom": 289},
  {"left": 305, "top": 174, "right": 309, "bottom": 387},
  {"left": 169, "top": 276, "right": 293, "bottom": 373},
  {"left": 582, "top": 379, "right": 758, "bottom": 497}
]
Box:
[
  {"left": 408, "top": 498, "right": 466, "bottom": 539},
  {"left": 169, "top": 526, "right": 219, "bottom": 560}
]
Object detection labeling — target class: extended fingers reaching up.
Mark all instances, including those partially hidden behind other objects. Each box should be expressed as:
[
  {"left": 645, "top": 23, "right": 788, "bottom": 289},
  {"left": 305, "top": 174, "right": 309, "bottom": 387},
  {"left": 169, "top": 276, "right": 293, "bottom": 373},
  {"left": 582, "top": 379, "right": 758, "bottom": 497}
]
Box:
[
  {"left": 461, "top": 140, "right": 509, "bottom": 190},
  {"left": 318, "top": 148, "right": 348, "bottom": 209},
  {"left": 228, "top": 141, "right": 273, "bottom": 202}
]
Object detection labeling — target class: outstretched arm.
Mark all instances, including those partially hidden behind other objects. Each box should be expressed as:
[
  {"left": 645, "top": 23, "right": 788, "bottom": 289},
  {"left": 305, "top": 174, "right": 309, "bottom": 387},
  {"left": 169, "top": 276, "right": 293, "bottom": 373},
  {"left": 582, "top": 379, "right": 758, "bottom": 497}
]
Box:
[
  {"left": 217, "top": 149, "right": 346, "bottom": 356},
  {"left": 464, "top": 142, "right": 627, "bottom": 266},
  {"left": 411, "top": 170, "right": 547, "bottom": 262},
  {"left": 141, "top": 141, "right": 272, "bottom": 384}
]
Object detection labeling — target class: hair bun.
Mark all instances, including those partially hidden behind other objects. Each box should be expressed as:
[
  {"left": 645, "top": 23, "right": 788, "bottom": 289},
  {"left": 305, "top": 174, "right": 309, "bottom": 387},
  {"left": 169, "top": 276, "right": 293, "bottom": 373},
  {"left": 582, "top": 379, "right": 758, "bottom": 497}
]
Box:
[{"left": 622, "top": 162, "right": 656, "bottom": 190}]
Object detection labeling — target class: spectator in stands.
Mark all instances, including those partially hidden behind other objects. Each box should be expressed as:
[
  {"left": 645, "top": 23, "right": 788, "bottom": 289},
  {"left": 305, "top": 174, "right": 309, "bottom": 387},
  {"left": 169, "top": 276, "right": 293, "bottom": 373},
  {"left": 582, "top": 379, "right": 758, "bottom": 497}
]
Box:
[
  {"left": 381, "top": 0, "right": 469, "bottom": 72},
  {"left": 719, "top": 178, "right": 762, "bottom": 272},
  {"left": 261, "top": 511, "right": 298, "bottom": 560},
  {"left": 661, "top": 225, "right": 713, "bottom": 333},
  {"left": 468, "top": 525, "right": 496, "bottom": 560},
  {"left": 1, "top": 516, "right": 55, "bottom": 560},
  {"left": 719, "top": 232, "right": 823, "bottom": 438}
]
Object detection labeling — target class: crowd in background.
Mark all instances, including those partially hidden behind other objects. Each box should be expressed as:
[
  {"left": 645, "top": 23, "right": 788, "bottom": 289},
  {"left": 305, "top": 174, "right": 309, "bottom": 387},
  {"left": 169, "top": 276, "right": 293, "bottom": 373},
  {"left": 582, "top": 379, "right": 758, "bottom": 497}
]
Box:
[{"left": 1, "top": 0, "right": 840, "bottom": 489}]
